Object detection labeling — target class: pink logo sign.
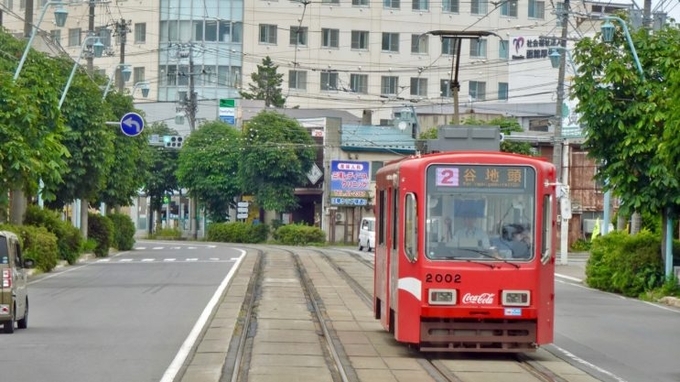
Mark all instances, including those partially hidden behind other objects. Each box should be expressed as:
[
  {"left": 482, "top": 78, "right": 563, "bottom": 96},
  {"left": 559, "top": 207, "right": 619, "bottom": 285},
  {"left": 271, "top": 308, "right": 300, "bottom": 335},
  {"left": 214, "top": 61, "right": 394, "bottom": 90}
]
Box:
[{"left": 462, "top": 293, "right": 495, "bottom": 305}]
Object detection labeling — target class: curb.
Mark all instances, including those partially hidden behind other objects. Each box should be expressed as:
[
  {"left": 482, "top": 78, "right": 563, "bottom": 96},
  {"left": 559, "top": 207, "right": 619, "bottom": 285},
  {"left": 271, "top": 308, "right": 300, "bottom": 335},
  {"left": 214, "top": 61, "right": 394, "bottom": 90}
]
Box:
[{"left": 27, "top": 252, "right": 97, "bottom": 277}]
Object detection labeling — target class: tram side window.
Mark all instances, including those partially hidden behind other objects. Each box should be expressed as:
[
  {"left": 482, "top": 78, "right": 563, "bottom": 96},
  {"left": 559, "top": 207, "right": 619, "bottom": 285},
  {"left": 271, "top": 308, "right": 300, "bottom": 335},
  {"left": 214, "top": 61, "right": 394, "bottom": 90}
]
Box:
[
  {"left": 404, "top": 193, "right": 418, "bottom": 262},
  {"left": 392, "top": 188, "right": 399, "bottom": 251},
  {"left": 541, "top": 194, "right": 552, "bottom": 262},
  {"left": 378, "top": 190, "right": 386, "bottom": 245}
]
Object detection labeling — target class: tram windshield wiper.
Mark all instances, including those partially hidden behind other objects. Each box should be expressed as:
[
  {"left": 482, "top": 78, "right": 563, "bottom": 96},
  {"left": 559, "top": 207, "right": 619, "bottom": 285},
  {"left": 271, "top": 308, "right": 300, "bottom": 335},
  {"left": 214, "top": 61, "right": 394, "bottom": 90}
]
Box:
[{"left": 453, "top": 248, "right": 521, "bottom": 269}]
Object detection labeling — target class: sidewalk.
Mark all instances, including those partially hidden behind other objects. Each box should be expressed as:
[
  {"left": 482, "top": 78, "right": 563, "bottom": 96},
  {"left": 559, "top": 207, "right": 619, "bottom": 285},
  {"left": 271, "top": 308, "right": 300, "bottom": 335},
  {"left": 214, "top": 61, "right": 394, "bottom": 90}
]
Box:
[{"left": 554, "top": 252, "right": 589, "bottom": 283}]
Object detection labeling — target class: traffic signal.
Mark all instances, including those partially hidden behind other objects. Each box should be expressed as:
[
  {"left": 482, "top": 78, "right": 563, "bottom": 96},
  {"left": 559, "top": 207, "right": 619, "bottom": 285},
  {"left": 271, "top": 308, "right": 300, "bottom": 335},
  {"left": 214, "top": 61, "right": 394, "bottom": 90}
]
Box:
[{"left": 163, "top": 135, "right": 183, "bottom": 149}]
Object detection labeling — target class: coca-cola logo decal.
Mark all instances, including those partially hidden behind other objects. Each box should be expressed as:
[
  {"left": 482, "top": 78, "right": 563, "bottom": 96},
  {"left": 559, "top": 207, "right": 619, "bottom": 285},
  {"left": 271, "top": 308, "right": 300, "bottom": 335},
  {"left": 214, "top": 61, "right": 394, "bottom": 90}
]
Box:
[{"left": 462, "top": 293, "right": 495, "bottom": 305}]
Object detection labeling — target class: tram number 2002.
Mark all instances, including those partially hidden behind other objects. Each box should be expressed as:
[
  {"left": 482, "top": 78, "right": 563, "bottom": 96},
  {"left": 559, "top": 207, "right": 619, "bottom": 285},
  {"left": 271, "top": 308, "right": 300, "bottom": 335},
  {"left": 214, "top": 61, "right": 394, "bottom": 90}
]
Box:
[{"left": 425, "top": 273, "right": 461, "bottom": 283}]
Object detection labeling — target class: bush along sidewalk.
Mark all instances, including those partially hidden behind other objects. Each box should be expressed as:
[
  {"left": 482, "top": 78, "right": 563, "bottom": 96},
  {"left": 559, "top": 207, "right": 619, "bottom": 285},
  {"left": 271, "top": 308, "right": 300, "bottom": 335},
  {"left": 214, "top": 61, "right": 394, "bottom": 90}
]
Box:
[{"left": 586, "top": 230, "right": 680, "bottom": 304}]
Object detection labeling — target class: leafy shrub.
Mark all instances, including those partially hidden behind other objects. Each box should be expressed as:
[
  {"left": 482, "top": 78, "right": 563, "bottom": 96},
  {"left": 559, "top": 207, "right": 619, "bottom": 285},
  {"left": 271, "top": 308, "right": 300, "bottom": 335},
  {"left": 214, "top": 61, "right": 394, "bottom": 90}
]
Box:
[
  {"left": 586, "top": 230, "right": 664, "bottom": 297},
  {"left": 152, "top": 228, "right": 182, "bottom": 240},
  {"left": 88, "top": 213, "right": 113, "bottom": 257},
  {"left": 23, "top": 205, "right": 82, "bottom": 265},
  {"left": 207, "top": 222, "right": 268, "bottom": 243},
  {"left": 0, "top": 224, "right": 59, "bottom": 272},
  {"left": 273, "top": 223, "right": 326, "bottom": 245},
  {"left": 570, "top": 238, "right": 591, "bottom": 252},
  {"left": 108, "top": 213, "right": 136, "bottom": 250}
]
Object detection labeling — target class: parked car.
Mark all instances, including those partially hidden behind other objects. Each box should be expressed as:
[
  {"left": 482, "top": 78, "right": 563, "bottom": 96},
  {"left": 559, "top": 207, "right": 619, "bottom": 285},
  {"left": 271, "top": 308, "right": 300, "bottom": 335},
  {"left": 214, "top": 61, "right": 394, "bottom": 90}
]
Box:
[
  {"left": 358, "top": 217, "right": 375, "bottom": 252},
  {"left": 1, "top": 231, "right": 34, "bottom": 334}
]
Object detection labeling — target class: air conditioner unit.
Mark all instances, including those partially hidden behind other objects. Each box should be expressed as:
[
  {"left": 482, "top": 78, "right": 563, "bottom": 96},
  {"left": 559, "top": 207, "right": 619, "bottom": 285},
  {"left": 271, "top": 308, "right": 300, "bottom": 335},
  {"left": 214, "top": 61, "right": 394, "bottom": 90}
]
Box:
[{"left": 335, "top": 212, "right": 345, "bottom": 223}]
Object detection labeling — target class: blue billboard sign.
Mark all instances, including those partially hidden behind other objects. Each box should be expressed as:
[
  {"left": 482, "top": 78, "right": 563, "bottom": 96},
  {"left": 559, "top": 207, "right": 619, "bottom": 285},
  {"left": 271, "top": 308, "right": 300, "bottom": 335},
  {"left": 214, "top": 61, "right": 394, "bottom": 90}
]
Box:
[{"left": 330, "top": 160, "right": 371, "bottom": 206}]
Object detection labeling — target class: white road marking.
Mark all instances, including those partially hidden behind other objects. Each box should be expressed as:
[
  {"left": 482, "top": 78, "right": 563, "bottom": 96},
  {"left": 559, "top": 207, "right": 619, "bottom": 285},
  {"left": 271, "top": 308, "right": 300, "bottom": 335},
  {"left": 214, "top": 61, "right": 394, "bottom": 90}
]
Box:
[
  {"left": 552, "top": 344, "right": 629, "bottom": 382},
  {"left": 136, "top": 247, "right": 146, "bottom": 250},
  {"left": 160, "top": 249, "right": 247, "bottom": 382},
  {"left": 186, "top": 258, "right": 198, "bottom": 262},
  {"left": 120, "top": 259, "right": 133, "bottom": 262},
  {"left": 555, "top": 273, "right": 583, "bottom": 283},
  {"left": 141, "top": 258, "right": 154, "bottom": 262},
  {"left": 96, "top": 259, "right": 110, "bottom": 263},
  {"left": 152, "top": 247, "right": 163, "bottom": 250},
  {"left": 209, "top": 258, "right": 220, "bottom": 261},
  {"left": 163, "top": 258, "right": 176, "bottom": 262}
]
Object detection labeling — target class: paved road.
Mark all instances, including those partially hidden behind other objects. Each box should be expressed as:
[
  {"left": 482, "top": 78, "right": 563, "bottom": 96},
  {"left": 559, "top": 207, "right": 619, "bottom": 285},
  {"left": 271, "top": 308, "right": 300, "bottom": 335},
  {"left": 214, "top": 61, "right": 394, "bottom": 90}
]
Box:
[
  {"left": 552, "top": 277, "right": 680, "bottom": 382},
  {"left": 0, "top": 241, "right": 242, "bottom": 382}
]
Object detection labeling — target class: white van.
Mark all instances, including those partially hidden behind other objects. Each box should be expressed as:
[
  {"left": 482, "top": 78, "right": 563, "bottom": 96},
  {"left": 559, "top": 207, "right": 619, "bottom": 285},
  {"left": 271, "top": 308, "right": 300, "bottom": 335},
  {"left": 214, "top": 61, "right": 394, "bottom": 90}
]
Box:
[{"left": 358, "top": 217, "right": 376, "bottom": 252}]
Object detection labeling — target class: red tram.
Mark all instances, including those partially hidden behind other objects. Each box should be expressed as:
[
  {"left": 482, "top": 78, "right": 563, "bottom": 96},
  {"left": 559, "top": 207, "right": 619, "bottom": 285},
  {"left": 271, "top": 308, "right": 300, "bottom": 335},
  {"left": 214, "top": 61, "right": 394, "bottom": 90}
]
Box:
[{"left": 373, "top": 151, "right": 556, "bottom": 352}]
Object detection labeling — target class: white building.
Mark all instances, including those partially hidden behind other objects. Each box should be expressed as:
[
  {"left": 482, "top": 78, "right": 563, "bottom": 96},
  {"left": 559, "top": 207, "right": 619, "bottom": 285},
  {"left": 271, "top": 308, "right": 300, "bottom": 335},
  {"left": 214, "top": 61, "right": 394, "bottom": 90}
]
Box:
[{"left": 1, "top": 0, "right": 634, "bottom": 124}]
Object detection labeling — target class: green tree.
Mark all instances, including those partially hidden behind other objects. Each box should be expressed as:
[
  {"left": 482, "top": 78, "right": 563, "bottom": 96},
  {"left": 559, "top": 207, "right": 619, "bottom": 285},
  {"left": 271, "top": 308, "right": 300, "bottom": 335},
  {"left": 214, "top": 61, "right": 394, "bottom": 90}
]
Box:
[
  {"left": 145, "top": 122, "right": 180, "bottom": 229},
  {"left": 239, "top": 56, "right": 286, "bottom": 107},
  {"left": 98, "top": 90, "right": 153, "bottom": 209},
  {"left": 176, "top": 121, "right": 241, "bottom": 222},
  {"left": 239, "top": 111, "right": 316, "bottom": 212},
  {"left": 0, "top": 31, "right": 69, "bottom": 223},
  {"left": 44, "top": 56, "right": 116, "bottom": 209},
  {"left": 571, "top": 18, "right": 680, "bottom": 265}
]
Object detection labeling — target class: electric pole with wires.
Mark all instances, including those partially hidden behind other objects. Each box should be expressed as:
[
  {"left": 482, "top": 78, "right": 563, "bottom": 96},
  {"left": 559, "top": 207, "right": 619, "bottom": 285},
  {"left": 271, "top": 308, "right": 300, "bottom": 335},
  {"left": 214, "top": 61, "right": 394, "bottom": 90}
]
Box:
[
  {"left": 113, "top": 18, "right": 131, "bottom": 92},
  {"left": 554, "top": 0, "right": 570, "bottom": 265}
]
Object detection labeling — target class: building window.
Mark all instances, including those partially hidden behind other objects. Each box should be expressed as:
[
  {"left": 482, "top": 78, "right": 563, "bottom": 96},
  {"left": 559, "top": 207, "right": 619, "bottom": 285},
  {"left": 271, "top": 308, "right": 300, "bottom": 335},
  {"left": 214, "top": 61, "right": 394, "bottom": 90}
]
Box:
[
  {"left": 206, "top": 20, "right": 219, "bottom": 41},
  {"left": 470, "top": 39, "right": 487, "bottom": 58},
  {"left": 383, "top": 0, "right": 400, "bottom": 9},
  {"left": 351, "top": 30, "right": 369, "bottom": 50},
  {"left": 382, "top": 32, "right": 399, "bottom": 52},
  {"left": 290, "top": 26, "right": 308, "bottom": 46},
  {"left": 440, "top": 79, "right": 451, "bottom": 97},
  {"left": 289, "top": 70, "right": 307, "bottom": 90},
  {"left": 441, "top": 38, "right": 455, "bottom": 55},
  {"left": 134, "top": 23, "right": 146, "bottom": 43},
  {"left": 50, "top": 29, "right": 61, "bottom": 46},
  {"left": 469, "top": 81, "right": 486, "bottom": 100},
  {"left": 352, "top": 0, "right": 369, "bottom": 5},
  {"left": 321, "top": 28, "right": 339, "bottom": 48},
  {"left": 68, "top": 28, "right": 81, "bottom": 47},
  {"left": 350, "top": 74, "right": 368, "bottom": 94},
  {"left": 411, "top": 34, "right": 428, "bottom": 54},
  {"left": 259, "top": 24, "right": 277, "bottom": 44},
  {"left": 412, "top": 0, "right": 428, "bottom": 11},
  {"left": 555, "top": 2, "right": 564, "bottom": 26},
  {"left": 498, "top": 82, "right": 508, "bottom": 100},
  {"left": 95, "top": 26, "right": 112, "bottom": 48},
  {"left": 321, "top": 0, "right": 339, "bottom": 3},
  {"left": 410, "top": 78, "right": 427, "bottom": 96},
  {"left": 471, "top": 0, "right": 487, "bottom": 14},
  {"left": 371, "top": 161, "right": 384, "bottom": 181},
  {"left": 381, "top": 76, "right": 399, "bottom": 95},
  {"left": 501, "top": 0, "right": 518, "bottom": 16},
  {"left": 499, "top": 39, "right": 509, "bottom": 60},
  {"left": 528, "top": 0, "right": 545, "bottom": 18},
  {"left": 133, "top": 67, "right": 145, "bottom": 84},
  {"left": 442, "top": 0, "right": 458, "bottom": 12},
  {"left": 320, "top": 71, "right": 338, "bottom": 91}
]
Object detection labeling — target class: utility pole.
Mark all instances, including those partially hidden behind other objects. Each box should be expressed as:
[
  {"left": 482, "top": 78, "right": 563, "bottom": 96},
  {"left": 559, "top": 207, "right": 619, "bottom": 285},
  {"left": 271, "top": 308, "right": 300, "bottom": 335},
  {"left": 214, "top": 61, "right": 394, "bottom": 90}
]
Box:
[
  {"left": 555, "top": 0, "right": 570, "bottom": 265},
  {"left": 643, "top": 0, "right": 652, "bottom": 29},
  {"left": 77, "top": 0, "right": 97, "bottom": 240},
  {"left": 185, "top": 45, "right": 198, "bottom": 239},
  {"left": 114, "top": 19, "right": 131, "bottom": 92},
  {"left": 24, "top": 0, "right": 33, "bottom": 37},
  {"left": 86, "top": 0, "right": 95, "bottom": 73}
]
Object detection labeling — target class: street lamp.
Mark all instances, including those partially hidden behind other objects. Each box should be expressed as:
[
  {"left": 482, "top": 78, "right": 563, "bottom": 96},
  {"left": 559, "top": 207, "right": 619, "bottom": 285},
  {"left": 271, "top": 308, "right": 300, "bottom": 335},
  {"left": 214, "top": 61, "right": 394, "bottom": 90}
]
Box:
[
  {"left": 427, "top": 30, "right": 500, "bottom": 125},
  {"left": 101, "top": 64, "right": 132, "bottom": 99},
  {"left": 132, "top": 81, "right": 151, "bottom": 98},
  {"left": 14, "top": 1, "right": 68, "bottom": 81},
  {"left": 59, "top": 35, "right": 105, "bottom": 109},
  {"left": 549, "top": 47, "right": 577, "bottom": 73},
  {"left": 600, "top": 16, "right": 645, "bottom": 80},
  {"left": 599, "top": 16, "right": 645, "bottom": 236}
]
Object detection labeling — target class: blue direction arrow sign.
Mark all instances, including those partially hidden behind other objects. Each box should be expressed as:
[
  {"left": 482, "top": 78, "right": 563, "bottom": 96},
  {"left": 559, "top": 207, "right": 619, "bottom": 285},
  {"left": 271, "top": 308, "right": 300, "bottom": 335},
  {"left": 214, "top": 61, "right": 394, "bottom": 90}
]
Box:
[{"left": 120, "top": 112, "right": 145, "bottom": 137}]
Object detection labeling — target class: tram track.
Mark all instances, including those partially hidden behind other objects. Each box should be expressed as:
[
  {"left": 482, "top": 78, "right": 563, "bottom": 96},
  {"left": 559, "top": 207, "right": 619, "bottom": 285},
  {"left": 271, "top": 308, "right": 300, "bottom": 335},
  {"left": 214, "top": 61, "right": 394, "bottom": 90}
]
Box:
[
  {"left": 222, "top": 246, "right": 357, "bottom": 382},
  {"left": 318, "top": 247, "right": 572, "bottom": 382}
]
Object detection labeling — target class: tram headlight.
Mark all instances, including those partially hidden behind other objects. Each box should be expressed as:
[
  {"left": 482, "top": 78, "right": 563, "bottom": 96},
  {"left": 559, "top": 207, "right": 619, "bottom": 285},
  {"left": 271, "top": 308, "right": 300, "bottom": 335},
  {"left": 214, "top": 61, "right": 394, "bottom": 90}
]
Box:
[
  {"left": 502, "top": 290, "right": 531, "bottom": 306},
  {"left": 428, "top": 289, "right": 457, "bottom": 305}
]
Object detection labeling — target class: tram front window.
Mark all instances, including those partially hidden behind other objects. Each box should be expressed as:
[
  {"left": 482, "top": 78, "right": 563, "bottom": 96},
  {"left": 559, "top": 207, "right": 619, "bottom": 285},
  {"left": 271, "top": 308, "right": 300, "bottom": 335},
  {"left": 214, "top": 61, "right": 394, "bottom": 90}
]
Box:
[{"left": 425, "top": 164, "right": 536, "bottom": 261}]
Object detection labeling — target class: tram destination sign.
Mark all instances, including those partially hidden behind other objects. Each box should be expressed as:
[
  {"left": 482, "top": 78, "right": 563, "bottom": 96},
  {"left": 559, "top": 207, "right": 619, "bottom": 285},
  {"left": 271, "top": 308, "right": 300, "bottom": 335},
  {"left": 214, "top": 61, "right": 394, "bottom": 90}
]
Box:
[
  {"left": 431, "top": 165, "right": 533, "bottom": 189},
  {"left": 330, "top": 160, "right": 371, "bottom": 206}
]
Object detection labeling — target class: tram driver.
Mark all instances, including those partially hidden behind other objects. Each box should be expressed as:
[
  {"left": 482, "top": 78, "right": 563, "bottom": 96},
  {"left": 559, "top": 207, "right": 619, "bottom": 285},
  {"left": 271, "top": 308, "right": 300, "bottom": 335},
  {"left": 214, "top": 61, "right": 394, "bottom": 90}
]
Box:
[{"left": 451, "top": 213, "right": 490, "bottom": 249}]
